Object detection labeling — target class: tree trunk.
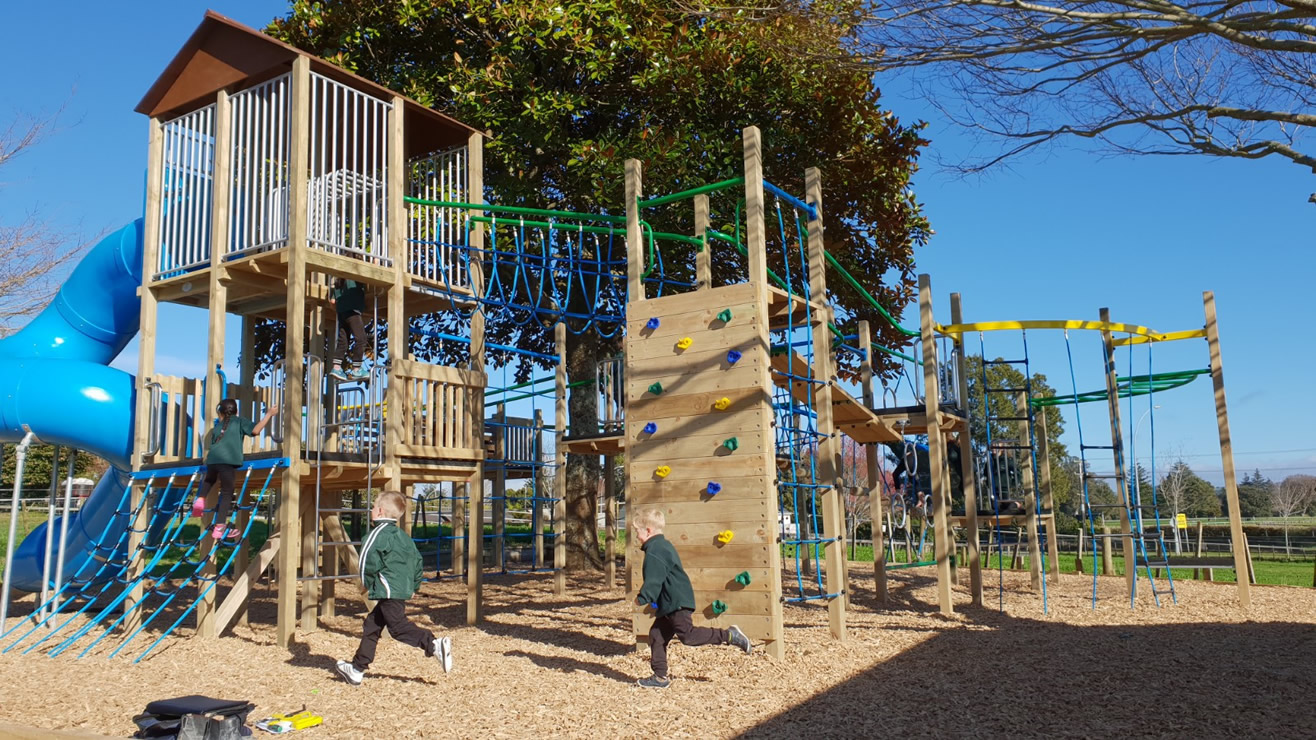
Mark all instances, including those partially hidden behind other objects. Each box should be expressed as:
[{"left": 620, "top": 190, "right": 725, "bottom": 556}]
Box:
[{"left": 564, "top": 329, "right": 605, "bottom": 570}]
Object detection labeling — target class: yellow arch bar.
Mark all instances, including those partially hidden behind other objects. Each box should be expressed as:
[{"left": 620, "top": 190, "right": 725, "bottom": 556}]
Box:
[{"left": 936, "top": 319, "right": 1206, "bottom": 344}]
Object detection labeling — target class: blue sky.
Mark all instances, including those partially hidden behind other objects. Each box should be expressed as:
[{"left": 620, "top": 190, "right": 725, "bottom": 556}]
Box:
[{"left": 1, "top": 1, "right": 1311, "bottom": 486}]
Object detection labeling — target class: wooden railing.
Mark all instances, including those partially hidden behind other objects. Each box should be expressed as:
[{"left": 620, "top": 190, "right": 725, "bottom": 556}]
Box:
[
  {"left": 145, "top": 374, "right": 280, "bottom": 466},
  {"left": 393, "top": 359, "right": 485, "bottom": 459}
]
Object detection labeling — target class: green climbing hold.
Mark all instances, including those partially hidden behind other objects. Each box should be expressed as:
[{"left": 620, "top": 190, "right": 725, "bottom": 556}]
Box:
[
  {"left": 722, "top": 437, "right": 739, "bottom": 452},
  {"left": 716, "top": 308, "right": 733, "bottom": 323},
  {"left": 648, "top": 382, "right": 663, "bottom": 395},
  {"left": 734, "top": 571, "right": 751, "bottom": 587},
  {"left": 711, "top": 599, "right": 728, "bottom": 616}
]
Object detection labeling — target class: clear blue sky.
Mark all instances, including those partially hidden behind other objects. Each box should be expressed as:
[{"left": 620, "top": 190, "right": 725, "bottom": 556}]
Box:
[{"left": 2, "top": 1, "right": 1311, "bottom": 486}]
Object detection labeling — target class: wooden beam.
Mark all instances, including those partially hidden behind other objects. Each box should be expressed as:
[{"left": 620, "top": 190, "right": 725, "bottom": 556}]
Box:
[
  {"left": 554, "top": 322, "right": 568, "bottom": 595},
  {"left": 1035, "top": 410, "right": 1062, "bottom": 584},
  {"left": 236, "top": 316, "right": 256, "bottom": 627},
  {"left": 127, "top": 115, "right": 165, "bottom": 637},
  {"left": 214, "top": 535, "right": 281, "bottom": 637},
  {"left": 278, "top": 54, "right": 311, "bottom": 648},
  {"left": 949, "top": 293, "right": 983, "bottom": 605},
  {"left": 694, "top": 193, "right": 710, "bottom": 290},
  {"left": 385, "top": 95, "right": 408, "bottom": 509},
  {"left": 604, "top": 447, "right": 617, "bottom": 590},
  {"left": 805, "top": 167, "right": 846, "bottom": 641},
  {"left": 919, "top": 275, "right": 954, "bottom": 616},
  {"left": 1203, "top": 291, "right": 1251, "bottom": 607},
  {"left": 199, "top": 88, "right": 233, "bottom": 638},
  {"left": 859, "top": 320, "right": 887, "bottom": 603},
  {"left": 1015, "top": 394, "right": 1043, "bottom": 591},
  {"left": 1100, "top": 307, "right": 1136, "bottom": 601},
  {"left": 465, "top": 130, "right": 486, "bottom": 625},
  {"left": 625, "top": 159, "right": 643, "bottom": 301}
]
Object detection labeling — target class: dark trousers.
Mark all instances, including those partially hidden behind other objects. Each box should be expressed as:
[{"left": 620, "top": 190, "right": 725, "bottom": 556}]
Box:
[
  {"left": 335, "top": 312, "right": 367, "bottom": 365},
  {"left": 352, "top": 599, "right": 434, "bottom": 671},
  {"left": 202, "top": 464, "right": 238, "bottom": 526},
  {"left": 648, "top": 608, "right": 727, "bottom": 678}
]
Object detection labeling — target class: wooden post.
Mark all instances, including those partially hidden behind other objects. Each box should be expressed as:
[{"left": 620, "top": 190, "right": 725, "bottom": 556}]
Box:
[
  {"left": 1034, "top": 411, "right": 1062, "bottom": 583},
  {"left": 1101, "top": 524, "right": 1114, "bottom": 576},
  {"left": 1076, "top": 528, "right": 1085, "bottom": 574},
  {"left": 1203, "top": 291, "right": 1251, "bottom": 607},
  {"left": 1014, "top": 395, "right": 1043, "bottom": 591},
  {"left": 1099, "top": 308, "right": 1136, "bottom": 601},
  {"left": 493, "top": 404, "right": 506, "bottom": 571},
  {"left": 533, "top": 409, "right": 546, "bottom": 569},
  {"left": 386, "top": 94, "right": 408, "bottom": 519},
  {"left": 465, "top": 131, "right": 486, "bottom": 625},
  {"left": 949, "top": 294, "right": 982, "bottom": 606},
  {"left": 452, "top": 482, "right": 465, "bottom": 578},
  {"left": 918, "top": 275, "right": 953, "bottom": 616},
  {"left": 604, "top": 450, "right": 617, "bottom": 590},
  {"left": 278, "top": 55, "right": 312, "bottom": 648},
  {"left": 625, "top": 159, "right": 644, "bottom": 300},
  {"left": 299, "top": 480, "right": 318, "bottom": 631},
  {"left": 554, "top": 323, "right": 567, "bottom": 595},
  {"left": 236, "top": 316, "right": 256, "bottom": 627},
  {"left": 1242, "top": 532, "right": 1256, "bottom": 585},
  {"left": 694, "top": 194, "right": 711, "bottom": 290},
  {"left": 744, "top": 127, "right": 785, "bottom": 658},
  {"left": 859, "top": 320, "right": 887, "bottom": 603},
  {"left": 804, "top": 167, "right": 846, "bottom": 640},
  {"left": 126, "top": 115, "right": 165, "bottom": 637}
]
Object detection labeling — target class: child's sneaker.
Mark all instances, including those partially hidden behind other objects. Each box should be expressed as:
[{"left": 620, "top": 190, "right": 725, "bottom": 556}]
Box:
[
  {"left": 433, "top": 636, "right": 452, "bottom": 674},
  {"left": 211, "top": 525, "right": 240, "bottom": 542},
  {"left": 728, "top": 625, "right": 753, "bottom": 654},
  {"left": 637, "top": 674, "right": 670, "bottom": 689},
  {"left": 349, "top": 365, "right": 371, "bottom": 381},
  {"left": 334, "top": 660, "right": 363, "bottom": 686},
  {"left": 328, "top": 367, "right": 349, "bottom": 382}
]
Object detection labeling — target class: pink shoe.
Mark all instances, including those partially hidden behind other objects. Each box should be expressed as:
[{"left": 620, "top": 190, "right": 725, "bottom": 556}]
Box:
[{"left": 211, "top": 525, "right": 240, "bottom": 541}]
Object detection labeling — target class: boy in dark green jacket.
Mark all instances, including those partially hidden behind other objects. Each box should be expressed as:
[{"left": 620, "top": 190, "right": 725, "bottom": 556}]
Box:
[
  {"left": 335, "top": 491, "right": 451, "bottom": 685},
  {"left": 632, "top": 507, "right": 752, "bottom": 688}
]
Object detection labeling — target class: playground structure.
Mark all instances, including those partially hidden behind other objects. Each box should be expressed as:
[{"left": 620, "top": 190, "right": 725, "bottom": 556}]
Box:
[{"left": 0, "top": 11, "right": 1255, "bottom": 665}]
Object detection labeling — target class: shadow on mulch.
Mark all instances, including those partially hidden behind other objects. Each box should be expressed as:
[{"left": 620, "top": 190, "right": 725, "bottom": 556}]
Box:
[
  {"left": 736, "top": 617, "right": 1316, "bottom": 737},
  {"left": 502, "top": 649, "right": 634, "bottom": 683}
]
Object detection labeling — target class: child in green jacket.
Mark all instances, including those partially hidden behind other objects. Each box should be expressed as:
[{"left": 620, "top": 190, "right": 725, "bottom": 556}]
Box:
[
  {"left": 631, "top": 507, "right": 752, "bottom": 689},
  {"left": 335, "top": 491, "right": 451, "bottom": 685}
]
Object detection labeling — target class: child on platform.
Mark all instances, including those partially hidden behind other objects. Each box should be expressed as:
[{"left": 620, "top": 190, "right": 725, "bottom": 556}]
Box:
[
  {"left": 329, "top": 278, "right": 370, "bottom": 382},
  {"left": 201, "top": 399, "right": 275, "bottom": 541},
  {"left": 336, "top": 491, "right": 452, "bottom": 686},
  {"left": 631, "top": 507, "right": 752, "bottom": 688}
]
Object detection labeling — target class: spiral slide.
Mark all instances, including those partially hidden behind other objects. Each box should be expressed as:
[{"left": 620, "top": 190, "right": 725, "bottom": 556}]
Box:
[{"left": 1, "top": 220, "right": 143, "bottom": 592}]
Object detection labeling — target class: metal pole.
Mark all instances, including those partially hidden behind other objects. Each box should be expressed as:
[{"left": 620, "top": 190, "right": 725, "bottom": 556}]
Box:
[
  {"left": 53, "top": 449, "right": 78, "bottom": 614},
  {"left": 40, "top": 446, "right": 60, "bottom": 613},
  {"left": 2, "top": 432, "right": 38, "bottom": 634}
]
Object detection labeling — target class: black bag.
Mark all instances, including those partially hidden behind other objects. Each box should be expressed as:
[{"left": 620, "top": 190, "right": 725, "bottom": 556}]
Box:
[{"left": 132, "top": 695, "right": 254, "bottom": 739}]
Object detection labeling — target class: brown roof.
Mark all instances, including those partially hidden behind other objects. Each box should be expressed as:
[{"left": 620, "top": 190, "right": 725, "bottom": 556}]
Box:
[{"left": 136, "top": 10, "right": 481, "bottom": 154}]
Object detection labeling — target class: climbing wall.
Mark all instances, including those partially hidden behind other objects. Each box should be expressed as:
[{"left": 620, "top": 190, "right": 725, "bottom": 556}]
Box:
[{"left": 626, "top": 282, "right": 785, "bottom": 652}]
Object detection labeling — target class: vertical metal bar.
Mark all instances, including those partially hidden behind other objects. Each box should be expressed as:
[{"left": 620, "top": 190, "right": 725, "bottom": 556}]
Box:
[
  {"left": 40, "top": 446, "right": 60, "bottom": 613},
  {"left": 52, "top": 449, "right": 77, "bottom": 614},
  {"left": 1, "top": 433, "right": 37, "bottom": 635}
]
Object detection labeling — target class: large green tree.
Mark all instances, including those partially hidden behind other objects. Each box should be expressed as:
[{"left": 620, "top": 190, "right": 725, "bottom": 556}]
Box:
[
  {"left": 2, "top": 444, "right": 100, "bottom": 492},
  {"left": 267, "top": 0, "right": 929, "bottom": 568},
  {"left": 1229, "top": 469, "right": 1275, "bottom": 519}
]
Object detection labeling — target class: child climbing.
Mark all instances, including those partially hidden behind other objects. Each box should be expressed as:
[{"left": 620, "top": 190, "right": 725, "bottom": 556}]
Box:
[
  {"left": 631, "top": 507, "right": 752, "bottom": 688},
  {"left": 329, "top": 277, "right": 370, "bottom": 382},
  {"left": 336, "top": 491, "right": 452, "bottom": 686},
  {"left": 201, "top": 398, "right": 276, "bottom": 541}
]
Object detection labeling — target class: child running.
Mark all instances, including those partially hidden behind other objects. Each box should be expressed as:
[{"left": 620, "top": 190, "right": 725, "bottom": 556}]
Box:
[
  {"left": 631, "top": 507, "right": 752, "bottom": 688},
  {"left": 201, "top": 399, "right": 275, "bottom": 541},
  {"left": 336, "top": 491, "right": 451, "bottom": 686},
  {"left": 329, "top": 277, "right": 370, "bottom": 382}
]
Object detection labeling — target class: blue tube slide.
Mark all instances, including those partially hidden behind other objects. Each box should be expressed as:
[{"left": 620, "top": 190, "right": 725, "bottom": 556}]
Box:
[{"left": 2, "top": 220, "right": 144, "bottom": 592}]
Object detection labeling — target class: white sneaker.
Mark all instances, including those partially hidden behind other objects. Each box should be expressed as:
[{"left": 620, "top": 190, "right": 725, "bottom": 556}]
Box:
[
  {"left": 434, "top": 636, "right": 452, "bottom": 674},
  {"left": 335, "top": 659, "right": 363, "bottom": 686}
]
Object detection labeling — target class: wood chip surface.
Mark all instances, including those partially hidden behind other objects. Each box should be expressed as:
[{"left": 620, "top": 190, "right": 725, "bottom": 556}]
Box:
[{"left": 0, "top": 567, "right": 1312, "bottom": 738}]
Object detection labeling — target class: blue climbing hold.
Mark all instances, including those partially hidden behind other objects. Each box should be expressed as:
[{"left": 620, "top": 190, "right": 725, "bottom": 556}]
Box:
[
  {"left": 643, "top": 422, "right": 658, "bottom": 435},
  {"left": 646, "top": 317, "right": 660, "bottom": 330},
  {"left": 727, "top": 350, "right": 742, "bottom": 365},
  {"left": 707, "top": 481, "right": 722, "bottom": 495}
]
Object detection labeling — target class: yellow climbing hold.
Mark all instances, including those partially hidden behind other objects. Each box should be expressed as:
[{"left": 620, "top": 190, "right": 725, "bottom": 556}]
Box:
[
  {"left": 713, "top": 397, "right": 732, "bottom": 411},
  {"left": 676, "top": 336, "right": 693, "bottom": 350},
  {"left": 654, "top": 465, "right": 672, "bottom": 479},
  {"left": 715, "top": 529, "right": 735, "bottom": 545}
]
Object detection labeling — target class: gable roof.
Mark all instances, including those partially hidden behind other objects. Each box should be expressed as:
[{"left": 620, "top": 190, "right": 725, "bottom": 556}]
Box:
[{"left": 136, "top": 10, "right": 480, "bottom": 154}]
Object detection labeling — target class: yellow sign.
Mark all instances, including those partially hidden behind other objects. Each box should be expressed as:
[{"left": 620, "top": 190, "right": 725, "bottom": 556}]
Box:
[{"left": 1176, "top": 513, "right": 1188, "bottom": 530}]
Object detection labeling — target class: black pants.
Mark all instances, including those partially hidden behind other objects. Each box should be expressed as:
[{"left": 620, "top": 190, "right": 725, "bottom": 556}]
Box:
[
  {"left": 335, "top": 312, "right": 367, "bottom": 365},
  {"left": 649, "top": 608, "right": 727, "bottom": 678},
  {"left": 352, "top": 599, "right": 434, "bottom": 672},
  {"left": 202, "top": 464, "right": 238, "bottom": 526}
]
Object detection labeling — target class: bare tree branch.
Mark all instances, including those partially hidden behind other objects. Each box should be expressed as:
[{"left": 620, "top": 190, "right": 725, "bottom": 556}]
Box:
[
  {"left": 682, "top": 1, "right": 1316, "bottom": 189},
  {"left": 0, "top": 111, "right": 91, "bottom": 336}
]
